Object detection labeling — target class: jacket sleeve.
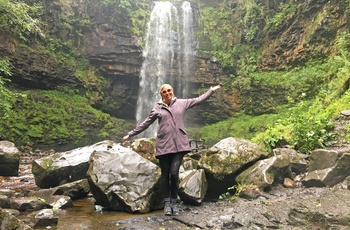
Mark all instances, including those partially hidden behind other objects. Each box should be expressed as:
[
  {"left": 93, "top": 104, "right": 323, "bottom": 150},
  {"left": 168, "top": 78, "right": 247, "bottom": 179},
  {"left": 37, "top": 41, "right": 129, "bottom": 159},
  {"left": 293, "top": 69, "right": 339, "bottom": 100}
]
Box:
[
  {"left": 127, "top": 105, "right": 159, "bottom": 137},
  {"left": 184, "top": 88, "right": 215, "bottom": 109}
]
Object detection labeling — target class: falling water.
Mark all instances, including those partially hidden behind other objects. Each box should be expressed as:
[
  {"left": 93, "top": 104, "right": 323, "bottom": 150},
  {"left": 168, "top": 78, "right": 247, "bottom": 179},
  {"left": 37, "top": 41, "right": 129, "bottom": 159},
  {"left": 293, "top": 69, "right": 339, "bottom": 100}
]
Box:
[
  {"left": 136, "top": 1, "right": 196, "bottom": 138},
  {"left": 178, "top": 1, "right": 195, "bottom": 97}
]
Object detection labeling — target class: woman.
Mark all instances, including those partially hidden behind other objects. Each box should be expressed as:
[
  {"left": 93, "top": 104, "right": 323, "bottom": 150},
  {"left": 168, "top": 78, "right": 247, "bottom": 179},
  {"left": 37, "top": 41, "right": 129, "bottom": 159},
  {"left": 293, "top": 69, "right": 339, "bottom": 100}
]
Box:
[{"left": 122, "top": 83, "right": 221, "bottom": 215}]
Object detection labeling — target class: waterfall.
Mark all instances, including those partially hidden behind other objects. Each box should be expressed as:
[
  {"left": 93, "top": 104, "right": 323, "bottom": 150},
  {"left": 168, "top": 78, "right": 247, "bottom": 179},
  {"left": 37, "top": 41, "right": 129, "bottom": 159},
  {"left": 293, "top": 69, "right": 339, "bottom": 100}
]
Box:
[
  {"left": 179, "top": 1, "right": 195, "bottom": 97},
  {"left": 135, "top": 1, "right": 196, "bottom": 138}
]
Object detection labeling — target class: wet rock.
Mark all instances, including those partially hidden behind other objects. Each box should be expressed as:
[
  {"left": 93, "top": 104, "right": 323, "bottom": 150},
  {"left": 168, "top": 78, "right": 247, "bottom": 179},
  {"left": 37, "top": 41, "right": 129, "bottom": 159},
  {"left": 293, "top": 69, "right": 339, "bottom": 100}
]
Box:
[
  {"left": 180, "top": 157, "right": 199, "bottom": 173},
  {"left": 32, "top": 140, "right": 116, "bottom": 188},
  {"left": 0, "top": 140, "right": 20, "bottom": 176},
  {"left": 2, "top": 208, "right": 20, "bottom": 217},
  {"left": 87, "top": 145, "right": 162, "bottom": 213},
  {"left": 31, "top": 209, "right": 58, "bottom": 228},
  {"left": 29, "top": 179, "right": 90, "bottom": 200},
  {"left": 283, "top": 178, "right": 295, "bottom": 188},
  {"left": 302, "top": 149, "right": 350, "bottom": 187},
  {"left": 199, "top": 137, "right": 269, "bottom": 198},
  {"left": 48, "top": 195, "right": 73, "bottom": 210},
  {"left": 236, "top": 154, "right": 292, "bottom": 189},
  {"left": 179, "top": 169, "right": 207, "bottom": 205},
  {"left": 345, "top": 176, "right": 350, "bottom": 190},
  {"left": 10, "top": 197, "right": 47, "bottom": 212},
  {"left": 272, "top": 148, "right": 308, "bottom": 174},
  {"left": 121, "top": 138, "right": 157, "bottom": 164},
  {"left": 0, "top": 189, "right": 15, "bottom": 198},
  {"left": 0, "top": 194, "right": 11, "bottom": 208},
  {"left": 113, "top": 187, "right": 350, "bottom": 230},
  {"left": 0, "top": 208, "right": 32, "bottom": 230}
]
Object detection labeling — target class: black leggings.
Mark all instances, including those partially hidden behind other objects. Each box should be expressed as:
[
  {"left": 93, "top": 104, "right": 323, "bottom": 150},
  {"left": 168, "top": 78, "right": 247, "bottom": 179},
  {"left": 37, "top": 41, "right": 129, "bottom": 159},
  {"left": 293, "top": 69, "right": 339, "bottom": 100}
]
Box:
[{"left": 158, "top": 152, "right": 185, "bottom": 199}]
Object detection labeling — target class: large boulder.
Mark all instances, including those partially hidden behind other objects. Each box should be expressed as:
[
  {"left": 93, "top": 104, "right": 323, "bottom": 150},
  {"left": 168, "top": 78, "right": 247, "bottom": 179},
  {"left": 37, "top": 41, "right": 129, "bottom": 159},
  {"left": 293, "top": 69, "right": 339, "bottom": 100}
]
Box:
[
  {"left": 235, "top": 154, "right": 292, "bottom": 189},
  {"left": 302, "top": 148, "right": 350, "bottom": 187},
  {"left": 198, "top": 137, "right": 268, "bottom": 198},
  {"left": 272, "top": 148, "right": 308, "bottom": 174},
  {"left": 87, "top": 145, "right": 162, "bottom": 213},
  {"left": 179, "top": 169, "right": 207, "bottom": 205},
  {"left": 32, "top": 140, "right": 116, "bottom": 188},
  {"left": 0, "top": 141, "right": 20, "bottom": 176}
]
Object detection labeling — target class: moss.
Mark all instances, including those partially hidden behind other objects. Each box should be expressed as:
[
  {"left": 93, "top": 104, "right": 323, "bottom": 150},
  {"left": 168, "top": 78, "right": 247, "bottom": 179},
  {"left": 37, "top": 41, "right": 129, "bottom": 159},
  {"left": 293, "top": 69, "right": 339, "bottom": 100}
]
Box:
[
  {"left": 0, "top": 90, "right": 133, "bottom": 149},
  {"left": 202, "top": 152, "right": 241, "bottom": 176},
  {"left": 41, "top": 158, "right": 54, "bottom": 169},
  {"left": 0, "top": 210, "right": 5, "bottom": 222},
  {"left": 8, "top": 218, "right": 21, "bottom": 230},
  {"left": 0, "top": 209, "right": 22, "bottom": 230}
]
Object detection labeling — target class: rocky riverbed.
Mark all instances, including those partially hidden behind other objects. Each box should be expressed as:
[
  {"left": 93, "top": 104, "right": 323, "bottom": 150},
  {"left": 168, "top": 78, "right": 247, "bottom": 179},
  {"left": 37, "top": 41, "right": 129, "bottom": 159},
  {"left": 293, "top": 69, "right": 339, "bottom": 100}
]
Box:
[
  {"left": 1, "top": 153, "right": 350, "bottom": 230},
  {"left": 112, "top": 186, "right": 350, "bottom": 230}
]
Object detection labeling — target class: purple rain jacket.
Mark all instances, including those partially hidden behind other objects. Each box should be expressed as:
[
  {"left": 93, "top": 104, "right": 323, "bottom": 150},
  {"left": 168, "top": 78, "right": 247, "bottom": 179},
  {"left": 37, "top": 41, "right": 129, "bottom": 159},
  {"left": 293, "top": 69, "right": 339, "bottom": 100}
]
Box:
[{"left": 127, "top": 88, "right": 215, "bottom": 157}]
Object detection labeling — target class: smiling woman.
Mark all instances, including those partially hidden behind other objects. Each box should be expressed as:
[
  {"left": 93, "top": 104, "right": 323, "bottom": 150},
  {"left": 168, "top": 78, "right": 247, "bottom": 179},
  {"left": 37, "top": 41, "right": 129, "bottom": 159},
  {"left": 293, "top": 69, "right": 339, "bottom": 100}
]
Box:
[
  {"left": 160, "top": 84, "right": 174, "bottom": 106},
  {"left": 122, "top": 83, "right": 222, "bottom": 215}
]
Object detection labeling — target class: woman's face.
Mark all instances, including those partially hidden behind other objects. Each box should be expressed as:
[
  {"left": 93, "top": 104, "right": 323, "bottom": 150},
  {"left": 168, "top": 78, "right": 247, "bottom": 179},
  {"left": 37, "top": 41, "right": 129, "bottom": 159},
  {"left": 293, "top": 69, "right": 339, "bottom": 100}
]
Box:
[{"left": 160, "top": 84, "right": 173, "bottom": 104}]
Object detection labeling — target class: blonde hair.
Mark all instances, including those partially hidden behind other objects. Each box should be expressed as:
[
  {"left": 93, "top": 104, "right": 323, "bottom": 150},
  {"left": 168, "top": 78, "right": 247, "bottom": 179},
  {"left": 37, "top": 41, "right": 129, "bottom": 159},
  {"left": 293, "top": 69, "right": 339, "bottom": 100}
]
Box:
[
  {"left": 159, "top": 84, "right": 173, "bottom": 95},
  {"left": 159, "top": 84, "right": 176, "bottom": 102}
]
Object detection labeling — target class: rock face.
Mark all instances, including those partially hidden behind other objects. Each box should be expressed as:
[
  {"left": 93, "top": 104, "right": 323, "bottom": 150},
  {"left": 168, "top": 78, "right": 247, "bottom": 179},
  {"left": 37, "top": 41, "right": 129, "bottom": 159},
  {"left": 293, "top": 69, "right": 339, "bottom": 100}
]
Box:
[
  {"left": 78, "top": 1, "right": 236, "bottom": 123},
  {"left": 0, "top": 0, "right": 236, "bottom": 127},
  {"left": 1, "top": 0, "right": 348, "bottom": 128},
  {"left": 258, "top": 0, "right": 347, "bottom": 71}
]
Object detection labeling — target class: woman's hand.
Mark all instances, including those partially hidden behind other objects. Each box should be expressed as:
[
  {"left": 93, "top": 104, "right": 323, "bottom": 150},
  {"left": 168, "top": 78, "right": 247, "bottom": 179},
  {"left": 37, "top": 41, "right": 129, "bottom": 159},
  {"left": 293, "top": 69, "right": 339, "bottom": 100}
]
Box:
[
  {"left": 211, "top": 84, "right": 222, "bottom": 91},
  {"left": 122, "top": 135, "right": 129, "bottom": 141}
]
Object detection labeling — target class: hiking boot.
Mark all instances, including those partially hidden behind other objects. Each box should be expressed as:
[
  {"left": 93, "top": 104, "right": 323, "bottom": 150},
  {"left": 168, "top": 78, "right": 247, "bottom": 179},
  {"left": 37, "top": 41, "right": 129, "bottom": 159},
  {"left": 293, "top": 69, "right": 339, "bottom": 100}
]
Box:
[
  {"left": 164, "top": 198, "right": 172, "bottom": 216},
  {"left": 170, "top": 198, "right": 180, "bottom": 215}
]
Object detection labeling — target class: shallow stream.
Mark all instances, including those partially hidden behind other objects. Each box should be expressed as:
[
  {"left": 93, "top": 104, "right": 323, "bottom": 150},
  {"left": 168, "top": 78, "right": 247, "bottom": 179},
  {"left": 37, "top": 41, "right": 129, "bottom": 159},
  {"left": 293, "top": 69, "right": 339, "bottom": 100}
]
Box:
[
  {"left": 0, "top": 159, "right": 162, "bottom": 229},
  {"left": 54, "top": 198, "right": 162, "bottom": 229}
]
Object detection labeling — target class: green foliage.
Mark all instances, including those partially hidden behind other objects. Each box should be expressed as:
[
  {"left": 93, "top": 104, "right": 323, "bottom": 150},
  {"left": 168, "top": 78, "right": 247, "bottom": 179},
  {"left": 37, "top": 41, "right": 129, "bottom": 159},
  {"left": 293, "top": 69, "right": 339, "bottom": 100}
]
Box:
[
  {"left": 198, "top": 6, "right": 234, "bottom": 52},
  {"left": 340, "top": 0, "right": 350, "bottom": 12},
  {"left": 0, "top": 0, "right": 44, "bottom": 42},
  {"left": 0, "top": 90, "right": 132, "bottom": 149},
  {"left": 214, "top": 44, "right": 257, "bottom": 72},
  {"left": 0, "top": 58, "right": 15, "bottom": 118},
  {"left": 128, "top": 2, "right": 150, "bottom": 39},
  {"left": 198, "top": 113, "right": 281, "bottom": 147},
  {"left": 253, "top": 122, "right": 290, "bottom": 152},
  {"left": 264, "top": 3, "right": 296, "bottom": 33},
  {"left": 102, "top": 0, "right": 149, "bottom": 42},
  {"left": 119, "top": 0, "right": 131, "bottom": 10},
  {"left": 0, "top": 60, "right": 12, "bottom": 118},
  {"left": 201, "top": 42, "right": 349, "bottom": 153},
  {"left": 288, "top": 105, "right": 337, "bottom": 154},
  {"left": 219, "top": 183, "right": 256, "bottom": 201},
  {"left": 345, "top": 124, "right": 350, "bottom": 142},
  {"left": 240, "top": 0, "right": 266, "bottom": 43}
]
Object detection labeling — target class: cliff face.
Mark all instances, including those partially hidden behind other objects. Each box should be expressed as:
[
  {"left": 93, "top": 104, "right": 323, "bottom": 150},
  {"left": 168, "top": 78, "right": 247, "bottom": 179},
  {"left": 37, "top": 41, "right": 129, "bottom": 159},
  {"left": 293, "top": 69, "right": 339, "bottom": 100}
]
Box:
[
  {"left": 77, "top": 1, "right": 234, "bottom": 123},
  {"left": 0, "top": 0, "right": 348, "bottom": 125},
  {"left": 258, "top": 0, "right": 348, "bottom": 70}
]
